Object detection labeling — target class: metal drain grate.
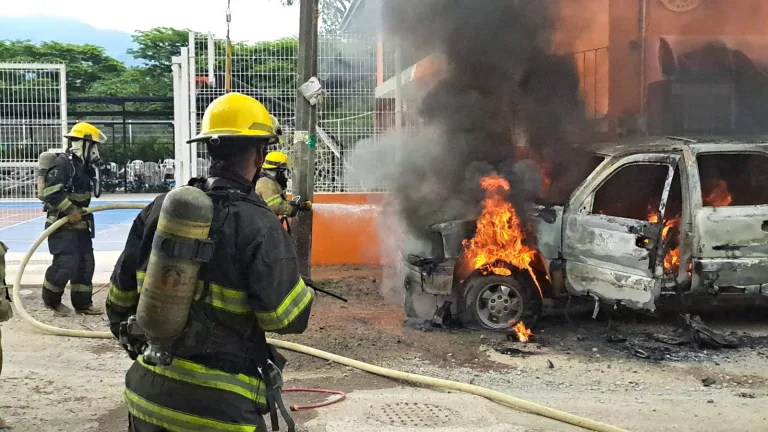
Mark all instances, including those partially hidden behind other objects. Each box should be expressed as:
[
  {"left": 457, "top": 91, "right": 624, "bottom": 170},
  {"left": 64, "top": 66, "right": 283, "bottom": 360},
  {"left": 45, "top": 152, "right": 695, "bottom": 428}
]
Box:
[{"left": 370, "top": 402, "right": 459, "bottom": 428}]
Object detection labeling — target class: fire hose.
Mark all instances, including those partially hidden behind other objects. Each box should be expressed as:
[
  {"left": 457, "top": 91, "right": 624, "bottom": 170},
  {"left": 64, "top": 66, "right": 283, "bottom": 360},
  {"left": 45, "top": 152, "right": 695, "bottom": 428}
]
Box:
[{"left": 11, "top": 204, "right": 630, "bottom": 432}]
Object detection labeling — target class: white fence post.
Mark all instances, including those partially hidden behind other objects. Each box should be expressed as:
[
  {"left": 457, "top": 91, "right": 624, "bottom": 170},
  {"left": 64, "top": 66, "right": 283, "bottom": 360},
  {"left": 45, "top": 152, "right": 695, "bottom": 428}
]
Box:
[
  {"left": 173, "top": 49, "right": 194, "bottom": 185},
  {"left": 0, "top": 63, "right": 67, "bottom": 223},
  {"left": 188, "top": 32, "right": 199, "bottom": 179}
]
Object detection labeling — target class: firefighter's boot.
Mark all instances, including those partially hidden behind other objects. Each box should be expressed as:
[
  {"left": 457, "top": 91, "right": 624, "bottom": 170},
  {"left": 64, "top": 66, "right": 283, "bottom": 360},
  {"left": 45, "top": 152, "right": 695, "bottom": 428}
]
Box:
[
  {"left": 77, "top": 305, "right": 104, "bottom": 316},
  {"left": 46, "top": 303, "right": 73, "bottom": 317}
]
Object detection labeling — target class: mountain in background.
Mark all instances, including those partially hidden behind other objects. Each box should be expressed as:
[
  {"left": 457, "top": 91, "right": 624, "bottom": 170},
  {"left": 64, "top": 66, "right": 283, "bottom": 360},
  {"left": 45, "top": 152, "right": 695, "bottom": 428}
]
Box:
[{"left": 0, "top": 16, "right": 139, "bottom": 65}]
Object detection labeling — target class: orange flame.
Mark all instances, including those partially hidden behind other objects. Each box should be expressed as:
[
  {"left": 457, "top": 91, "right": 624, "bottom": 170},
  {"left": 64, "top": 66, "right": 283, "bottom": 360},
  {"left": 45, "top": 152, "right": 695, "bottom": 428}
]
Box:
[
  {"left": 512, "top": 321, "right": 533, "bottom": 342},
  {"left": 462, "top": 174, "right": 544, "bottom": 297},
  {"left": 647, "top": 206, "right": 680, "bottom": 274},
  {"left": 703, "top": 180, "right": 733, "bottom": 207},
  {"left": 539, "top": 162, "right": 553, "bottom": 195}
]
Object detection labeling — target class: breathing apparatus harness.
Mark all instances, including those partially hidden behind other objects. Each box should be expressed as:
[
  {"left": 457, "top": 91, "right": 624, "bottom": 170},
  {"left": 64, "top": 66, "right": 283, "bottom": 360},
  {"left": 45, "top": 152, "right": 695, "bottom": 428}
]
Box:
[
  {"left": 38, "top": 151, "right": 101, "bottom": 236},
  {"left": 118, "top": 175, "right": 296, "bottom": 431},
  {"left": 65, "top": 137, "right": 105, "bottom": 199}
]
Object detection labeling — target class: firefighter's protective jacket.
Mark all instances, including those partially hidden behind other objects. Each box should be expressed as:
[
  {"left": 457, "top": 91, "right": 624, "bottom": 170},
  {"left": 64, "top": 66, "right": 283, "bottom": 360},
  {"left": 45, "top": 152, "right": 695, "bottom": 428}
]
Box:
[
  {"left": 255, "top": 172, "right": 296, "bottom": 217},
  {"left": 39, "top": 154, "right": 93, "bottom": 230},
  {"left": 106, "top": 166, "right": 313, "bottom": 431}
]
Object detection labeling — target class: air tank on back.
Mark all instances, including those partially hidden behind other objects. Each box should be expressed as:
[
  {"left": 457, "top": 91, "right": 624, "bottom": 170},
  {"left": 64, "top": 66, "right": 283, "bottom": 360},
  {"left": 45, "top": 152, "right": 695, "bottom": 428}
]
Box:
[
  {"left": 36, "top": 152, "right": 59, "bottom": 200},
  {"left": 137, "top": 186, "right": 214, "bottom": 366}
]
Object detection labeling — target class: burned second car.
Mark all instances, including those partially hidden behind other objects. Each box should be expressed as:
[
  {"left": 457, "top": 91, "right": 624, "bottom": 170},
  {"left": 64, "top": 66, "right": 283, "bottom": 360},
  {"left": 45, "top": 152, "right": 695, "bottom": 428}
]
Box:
[{"left": 401, "top": 137, "right": 768, "bottom": 330}]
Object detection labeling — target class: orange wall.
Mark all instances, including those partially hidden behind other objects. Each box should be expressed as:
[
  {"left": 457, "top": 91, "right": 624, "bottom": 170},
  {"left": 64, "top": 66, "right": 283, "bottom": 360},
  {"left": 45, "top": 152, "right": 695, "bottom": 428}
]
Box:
[
  {"left": 553, "top": 0, "right": 609, "bottom": 54},
  {"left": 288, "top": 193, "right": 385, "bottom": 266},
  {"left": 609, "top": 0, "right": 768, "bottom": 121},
  {"left": 553, "top": 0, "right": 610, "bottom": 119}
]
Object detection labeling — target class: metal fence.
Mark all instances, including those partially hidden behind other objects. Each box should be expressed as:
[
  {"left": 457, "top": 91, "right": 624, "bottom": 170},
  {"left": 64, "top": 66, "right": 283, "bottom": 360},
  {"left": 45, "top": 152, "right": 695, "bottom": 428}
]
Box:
[
  {"left": 0, "top": 63, "right": 67, "bottom": 226},
  {"left": 572, "top": 47, "right": 609, "bottom": 120},
  {"left": 69, "top": 120, "right": 175, "bottom": 193},
  {"left": 176, "top": 32, "right": 386, "bottom": 193}
]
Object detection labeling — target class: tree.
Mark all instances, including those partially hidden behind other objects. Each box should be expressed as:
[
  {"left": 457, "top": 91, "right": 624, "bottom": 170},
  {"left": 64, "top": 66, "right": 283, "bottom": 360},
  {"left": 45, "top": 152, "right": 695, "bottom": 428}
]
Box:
[
  {"left": 128, "top": 27, "right": 191, "bottom": 94},
  {"left": 281, "top": 0, "right": 353, "bottom": 33},
  {"left": 0, "top": 40, "right": 125, "bottom": 94}
]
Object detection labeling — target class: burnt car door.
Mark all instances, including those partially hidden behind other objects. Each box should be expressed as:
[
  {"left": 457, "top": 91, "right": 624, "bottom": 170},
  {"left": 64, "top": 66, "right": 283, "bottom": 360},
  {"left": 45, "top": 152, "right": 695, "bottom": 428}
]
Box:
[
  {"left": 561, "top": 153, "right": 681, "bottom": 311},
  {"left": 691, "top": 147, "right": 768, "bottom": 293}
]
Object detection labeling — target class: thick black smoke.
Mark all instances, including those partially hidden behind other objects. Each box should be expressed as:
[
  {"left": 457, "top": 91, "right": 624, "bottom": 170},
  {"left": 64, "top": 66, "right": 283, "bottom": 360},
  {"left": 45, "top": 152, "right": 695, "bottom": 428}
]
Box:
[{"left": 381, "top": 0, "right": 588, "bottom": 241}]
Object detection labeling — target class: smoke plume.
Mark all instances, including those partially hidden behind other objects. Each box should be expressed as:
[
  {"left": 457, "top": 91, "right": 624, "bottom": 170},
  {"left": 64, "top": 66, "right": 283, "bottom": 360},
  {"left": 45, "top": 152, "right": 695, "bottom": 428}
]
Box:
[{"left": 351, "top": 0, "right": 589, "bottom": 249}]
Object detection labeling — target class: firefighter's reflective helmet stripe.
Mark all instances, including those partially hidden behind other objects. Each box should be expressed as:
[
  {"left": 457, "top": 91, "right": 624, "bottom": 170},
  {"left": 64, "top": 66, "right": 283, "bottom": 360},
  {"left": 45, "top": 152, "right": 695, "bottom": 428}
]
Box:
[
  {"left": 64, "top": 122, "right": 107, "bottom": 144},
  {"left": 254, "top": 278, "right": 312, "bottom": 331},
  {"left": 108, "top": 283, "right": 139, "bottom": 308},
  {"left": 124, "top": 389, "right": 259, "bottom": 432},
  {"left": 262, "top": 151, "right": 293, "bottom": 170},
  {"left": 264, "top": 194, "right": 283, "bottom": 207},
  {"left": 188, "top": 93, "right": 276, "bottom": 143},
  {"left": 137, "top": 356, "right": 267, "bottom": 402}
]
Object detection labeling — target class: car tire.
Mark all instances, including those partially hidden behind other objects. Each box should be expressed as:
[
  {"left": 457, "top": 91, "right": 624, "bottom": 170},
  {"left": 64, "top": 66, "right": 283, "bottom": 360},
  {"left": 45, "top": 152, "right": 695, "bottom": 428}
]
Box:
[{"left": 458, "top": 274, "right": 542, "bottom": 331}]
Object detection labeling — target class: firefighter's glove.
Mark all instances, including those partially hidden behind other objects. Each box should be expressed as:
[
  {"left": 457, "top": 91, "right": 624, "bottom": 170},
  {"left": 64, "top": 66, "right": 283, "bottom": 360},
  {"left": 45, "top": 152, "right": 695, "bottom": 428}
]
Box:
[
  {"left": 68, "top": 210, "right": 84, "bottom": 224},
  {"left": 122, "top": 342, "right": 146, "bottom": 361},
  {"left": 119, "top": 317, "right": 147, "bottom": 360},
  {"left": 300, "top": 200, "right": 313, "bottom": 211}
]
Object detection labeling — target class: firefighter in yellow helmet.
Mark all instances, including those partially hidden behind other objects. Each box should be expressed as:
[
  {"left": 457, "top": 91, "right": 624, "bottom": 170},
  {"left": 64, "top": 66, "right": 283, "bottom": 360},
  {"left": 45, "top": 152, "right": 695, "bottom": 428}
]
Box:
[
  {"left": 107, "top": 92, "right": 313, "bottom": 432},
  {"left": 38, "top": 122, "right": 106, "bottom": 316},
  {"left": 256, "top": 149, "right": 312, "bottom": 225}
]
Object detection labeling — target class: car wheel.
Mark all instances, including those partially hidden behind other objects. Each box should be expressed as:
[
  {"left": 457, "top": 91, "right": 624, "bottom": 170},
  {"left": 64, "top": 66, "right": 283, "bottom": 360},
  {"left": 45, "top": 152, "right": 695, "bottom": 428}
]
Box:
[{"left": 458, "top": 274, "right": 541, "bottom": 330}]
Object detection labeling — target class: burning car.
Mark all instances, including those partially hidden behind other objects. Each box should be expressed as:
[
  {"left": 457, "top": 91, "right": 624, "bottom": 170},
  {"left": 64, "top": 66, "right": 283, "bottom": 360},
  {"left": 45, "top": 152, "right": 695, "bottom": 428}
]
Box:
[{"left": 401, "top": 137, "right": 768, "bottom": 330}]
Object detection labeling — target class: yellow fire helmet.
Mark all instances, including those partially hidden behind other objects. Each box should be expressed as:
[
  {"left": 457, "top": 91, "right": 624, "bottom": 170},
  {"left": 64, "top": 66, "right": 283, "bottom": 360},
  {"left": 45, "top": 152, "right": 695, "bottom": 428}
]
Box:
[
  {"left": 188, "top": 92, "right": 276, "bottom": 143},
  {"left": 263, "top": 151, "right": 294, "bottom": 170},
  {"left": 64, "top": 122, "right": 107, "bottom": 143},
  {"left": 270, "top": 115, "right": 283, "bottom": 137}
]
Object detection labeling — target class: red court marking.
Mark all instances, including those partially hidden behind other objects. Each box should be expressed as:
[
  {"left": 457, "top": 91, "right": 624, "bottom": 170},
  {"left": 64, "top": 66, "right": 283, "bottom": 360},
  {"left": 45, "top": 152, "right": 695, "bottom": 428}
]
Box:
[{"left": 0, "top": 207, "right": 44, "bottom": 229}]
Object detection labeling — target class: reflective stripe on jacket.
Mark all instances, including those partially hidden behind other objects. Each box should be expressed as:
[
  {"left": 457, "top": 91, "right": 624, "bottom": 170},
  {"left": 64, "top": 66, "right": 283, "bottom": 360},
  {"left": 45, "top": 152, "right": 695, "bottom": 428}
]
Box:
[
  {"left": 106, "top": 166, "right": 312, "bottom": 429},
  {"left": 40, "top": 154, "right": 93, "bottom": 230},
  {"left": 255, "top": 174, "right": 295, "bottom": 217}
]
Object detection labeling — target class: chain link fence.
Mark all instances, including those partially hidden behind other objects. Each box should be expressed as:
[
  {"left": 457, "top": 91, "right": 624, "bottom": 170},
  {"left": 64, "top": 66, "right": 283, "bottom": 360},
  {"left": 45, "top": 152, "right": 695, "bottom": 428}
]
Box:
[
  {"left": 189, "top": 32, "right": 389, "bottom": 193},
  {"left": 69, "top": 119, "right": 175, "bottom": 193}
]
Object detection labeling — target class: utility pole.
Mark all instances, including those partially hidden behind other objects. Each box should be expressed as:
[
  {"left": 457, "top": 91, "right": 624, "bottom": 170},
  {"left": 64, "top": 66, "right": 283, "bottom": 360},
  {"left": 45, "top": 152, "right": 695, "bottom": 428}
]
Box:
[{"left": 294, "top": 0, "right": 319, "bottom": 277}]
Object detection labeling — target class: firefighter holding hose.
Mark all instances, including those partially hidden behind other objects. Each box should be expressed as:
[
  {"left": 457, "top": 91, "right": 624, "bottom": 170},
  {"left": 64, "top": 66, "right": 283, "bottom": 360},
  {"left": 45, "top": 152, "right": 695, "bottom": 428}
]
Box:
[
  {"left": 39, "top": 122, "right": 106, "bottom": 316},
  {"left": 256, "top": 150, "right": 312, "bottom": 225},
  {"left": 106, "top": 92, "right": 314, "bottom": 431}
]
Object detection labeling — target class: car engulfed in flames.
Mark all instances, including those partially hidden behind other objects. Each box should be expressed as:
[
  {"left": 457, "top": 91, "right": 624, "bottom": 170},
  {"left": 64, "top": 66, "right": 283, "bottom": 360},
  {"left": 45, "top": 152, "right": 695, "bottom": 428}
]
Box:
[
  {"left": 461, "top": 175, "right": 546, "bottom": 297},
  {"left": 400, "top": 138, "right": 768, "bottom": 331}
]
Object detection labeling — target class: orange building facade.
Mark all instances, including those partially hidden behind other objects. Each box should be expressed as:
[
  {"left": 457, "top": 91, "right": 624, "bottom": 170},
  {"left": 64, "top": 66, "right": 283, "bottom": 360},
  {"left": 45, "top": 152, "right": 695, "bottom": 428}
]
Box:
[{"left": 316, "top": 0, "right": 768, "bottom": 267}]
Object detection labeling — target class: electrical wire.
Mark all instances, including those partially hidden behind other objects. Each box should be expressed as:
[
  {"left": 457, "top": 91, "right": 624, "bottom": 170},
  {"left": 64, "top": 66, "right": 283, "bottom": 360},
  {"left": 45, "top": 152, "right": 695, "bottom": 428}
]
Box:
[{"left": 225, "top": 0, "right": 232, "bottom": 93}]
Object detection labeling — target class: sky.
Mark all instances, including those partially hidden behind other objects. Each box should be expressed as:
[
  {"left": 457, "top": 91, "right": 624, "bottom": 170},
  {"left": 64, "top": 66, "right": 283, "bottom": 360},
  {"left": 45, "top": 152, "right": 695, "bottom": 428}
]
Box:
[{"left": 0, "top": 0, "right": 301, "bottom": 41}]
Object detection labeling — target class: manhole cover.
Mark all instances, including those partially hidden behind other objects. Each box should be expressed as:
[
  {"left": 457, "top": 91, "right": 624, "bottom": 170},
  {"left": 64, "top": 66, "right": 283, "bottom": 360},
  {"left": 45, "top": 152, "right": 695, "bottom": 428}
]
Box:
[{"left": 370, "top": 402, "right": 460, "bottom": 428}]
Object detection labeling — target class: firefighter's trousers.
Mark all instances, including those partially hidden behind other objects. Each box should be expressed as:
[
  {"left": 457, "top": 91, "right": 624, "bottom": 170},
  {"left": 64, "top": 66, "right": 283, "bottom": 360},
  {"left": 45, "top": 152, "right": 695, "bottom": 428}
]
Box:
[{"left": 43, "top": 228, "right": 95, "bottom": 310}]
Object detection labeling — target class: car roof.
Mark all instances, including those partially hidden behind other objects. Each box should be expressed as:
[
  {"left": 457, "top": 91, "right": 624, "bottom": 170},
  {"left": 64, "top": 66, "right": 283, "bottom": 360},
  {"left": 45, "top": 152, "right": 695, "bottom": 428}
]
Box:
[{"left": 591, "top": 136, "right": 768, "bottom": 157}]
